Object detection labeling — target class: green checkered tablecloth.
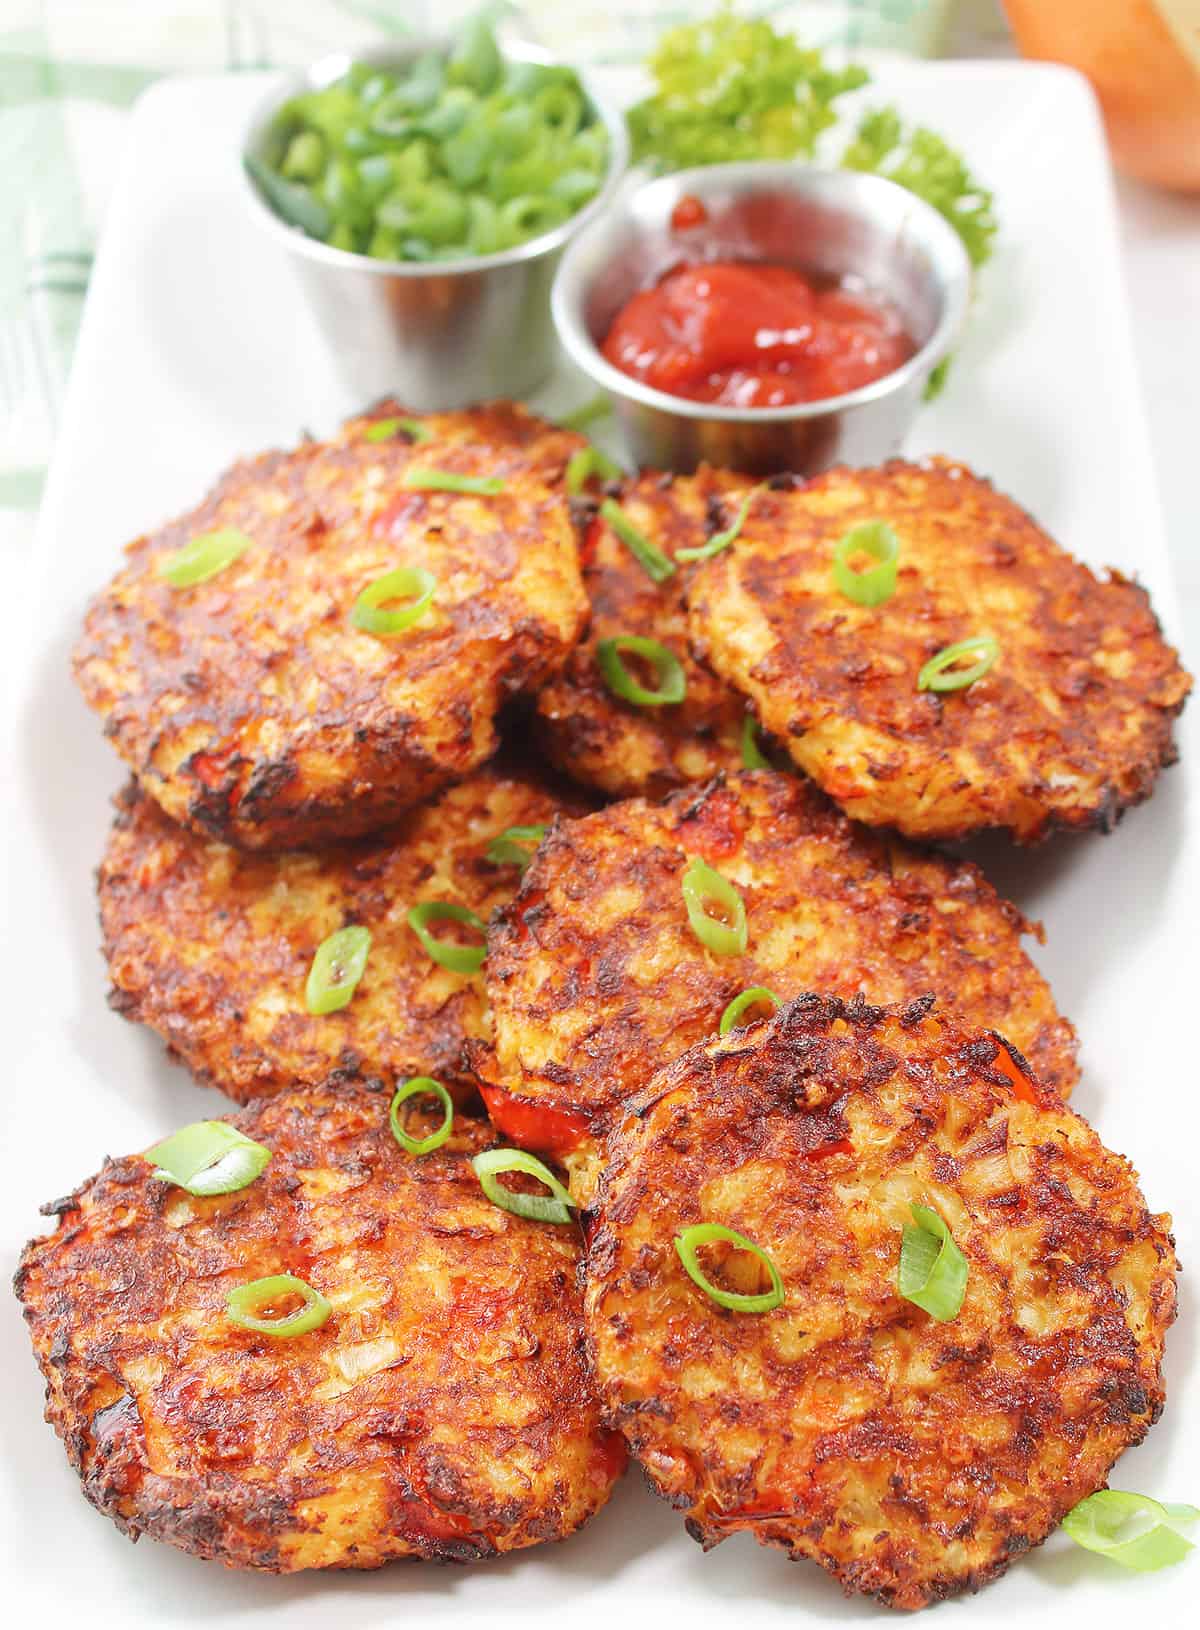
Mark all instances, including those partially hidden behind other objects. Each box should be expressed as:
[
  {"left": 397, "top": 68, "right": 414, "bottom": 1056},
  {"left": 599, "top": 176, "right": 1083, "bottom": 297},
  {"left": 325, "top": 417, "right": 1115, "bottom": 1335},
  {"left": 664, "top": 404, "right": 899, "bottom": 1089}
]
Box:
[{"left": 0, "top": 0, "right": 951, "bottom": 549}]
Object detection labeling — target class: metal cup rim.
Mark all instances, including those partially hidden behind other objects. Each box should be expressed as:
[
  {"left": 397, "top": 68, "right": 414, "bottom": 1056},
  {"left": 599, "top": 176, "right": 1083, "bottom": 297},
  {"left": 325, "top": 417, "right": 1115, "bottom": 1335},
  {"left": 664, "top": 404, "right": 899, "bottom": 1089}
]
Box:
[{"left": 550, "top": 160, "right": 973, "bottom": 425}]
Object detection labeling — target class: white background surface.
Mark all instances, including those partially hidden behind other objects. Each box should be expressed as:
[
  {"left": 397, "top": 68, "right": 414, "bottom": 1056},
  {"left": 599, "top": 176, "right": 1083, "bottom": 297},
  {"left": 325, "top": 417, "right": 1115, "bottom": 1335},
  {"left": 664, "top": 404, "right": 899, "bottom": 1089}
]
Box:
[
  {"left": 1115, "top": 174, "right": 1200, "bottom": 657},
  {"left": 2, "top": 55, "right": 1198, "bottom": 1628},
  {"left": 949, "top": 0, "right": 1200, "bottom": 661}
]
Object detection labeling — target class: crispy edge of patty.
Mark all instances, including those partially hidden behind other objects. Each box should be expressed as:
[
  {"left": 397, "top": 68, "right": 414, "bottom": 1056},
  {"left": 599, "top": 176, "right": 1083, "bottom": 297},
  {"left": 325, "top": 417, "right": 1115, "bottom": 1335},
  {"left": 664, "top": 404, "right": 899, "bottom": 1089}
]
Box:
[
  {"left": 687, "top": 459, "right": 1193, "bottom": 842},
  {"left": 584, "top": 993, "right": 1177, "bottom": 1609},
  {"left": 14, "top": 1086, "right": 624, "bottom": 1571},
  {"left": 535, "top": 469, "right": 752, "bottom": 798},
  {"left": 73, "top": 400, "right": 588, "bottom": 850},
  {"left": 474, "top": 770, "right": 1079, "bottom": 1186},
  {"left": 97, "top": 761, "right": 593, "bottom": 1105}
]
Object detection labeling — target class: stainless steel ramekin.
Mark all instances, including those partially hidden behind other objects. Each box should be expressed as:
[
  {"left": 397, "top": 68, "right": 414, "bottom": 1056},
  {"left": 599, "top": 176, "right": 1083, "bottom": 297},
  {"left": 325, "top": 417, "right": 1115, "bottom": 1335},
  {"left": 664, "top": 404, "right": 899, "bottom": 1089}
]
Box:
[
  {"left": 550, "top": 161, "right": 971, "bottom": 475},
  {"left": 242, "top": 38, "right": 629, "bottom": 408}
]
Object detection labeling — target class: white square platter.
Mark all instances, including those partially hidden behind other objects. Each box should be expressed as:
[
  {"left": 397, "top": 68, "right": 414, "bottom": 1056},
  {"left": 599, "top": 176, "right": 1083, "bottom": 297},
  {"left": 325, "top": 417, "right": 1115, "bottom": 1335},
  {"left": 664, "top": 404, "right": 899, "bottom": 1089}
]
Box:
[{"left": 2, "top": 57, "right": 1196, "bottom": 1630}]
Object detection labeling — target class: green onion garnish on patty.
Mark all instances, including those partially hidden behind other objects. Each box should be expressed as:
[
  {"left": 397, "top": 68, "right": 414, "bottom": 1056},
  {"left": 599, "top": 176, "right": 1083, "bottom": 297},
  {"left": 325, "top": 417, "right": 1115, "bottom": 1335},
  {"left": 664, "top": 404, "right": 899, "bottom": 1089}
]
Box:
[
  {"left": 364, "top": 415, "right": 432, "bottom": 444},
  {"left": 305, "top": 925, "right": 371, "bottom": 1015},
  {"left": 917, "top": 634, "right": 999, "bottom": 693},
  {"left": 740, "top": 715, "right": 771, "bottom": 770},
  {"left": 159, "top": 527, "right": 252, "bottom": 588},
  {"left": 897, "top": 1202, "right": 968, "bottom": 1321},
  {"left": 226, "top": 1274, "right": 332, "bottom": 1338},
  {"left": 401, "top": 467, "right": 505, "bottom": 494},
  {"left": 472, "top": 1148, "right": 578, "bottom": 1225},
  {"left": 674, "top": 1222, "right": 785, "bottom": 1313},
  {"left": 566, "top": 445, "right": 623, "bottom": 495},
  {"left": 597, "top": 636, "right": 687, "bottom": 707},
  {"left": 677, "top": 487, "right": 760, "bottom": 563},
  {"left": 600, "top": 498, "right": 675, "bottom": 583},
  {"left": 145, "top": 1121, "right": 272, "bottom": 1196},
  {"left": 389, "top": 1077, "right": 454, "bottom": 1156},
  {"left": 831, "top": 520, "right": 899, "bottom": 607},
  {"left": 350, "top": 566, "right": 436, "bottom": 636},
  {"left": 719, "top": 987, "right": 780, "bottom": 1035},
  {"left": 486, "top": 824, "right": 547, "bottom": 869},
  {"left": 407, "top": 900, "right": 487, "bottom": 973},
  {"left": 682, "top": 858, "right": 747, "bottom": 957}
]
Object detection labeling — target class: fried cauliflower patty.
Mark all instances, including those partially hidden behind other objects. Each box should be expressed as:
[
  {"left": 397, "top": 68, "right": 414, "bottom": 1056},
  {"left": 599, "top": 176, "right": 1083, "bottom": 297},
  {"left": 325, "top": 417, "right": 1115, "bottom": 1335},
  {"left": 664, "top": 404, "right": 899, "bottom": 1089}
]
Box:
[
  {"left": 535, "top": 471, "right": 751, "bottom": 797},
  {"left": 687, "top": 461, "right": 1192, "bottom": 842},
  {"left": 15, "top": 1088, "right": 624, "bottom": 1571},
  {"left": 476, "top": 772, "right": 1076, "bottom": 1193},
  {"left": 74, "top": 401, "right": 587, "bottom": 850},
  {"left": 585, "top": 994, "right": 1177, "bottom": 1610},
  {"left": 99, "top": 764, "right": 590, "bottom": 1105}
]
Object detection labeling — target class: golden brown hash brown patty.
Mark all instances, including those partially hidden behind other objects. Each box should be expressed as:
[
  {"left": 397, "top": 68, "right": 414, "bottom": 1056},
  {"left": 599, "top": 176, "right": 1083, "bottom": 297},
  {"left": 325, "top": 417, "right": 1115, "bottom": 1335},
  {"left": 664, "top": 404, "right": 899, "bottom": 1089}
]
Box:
[
  {"left": 476, "top": 771, "right": 1077, "bottom": 1191},
  {"left": 535, "top": 470, "right": 752, "bottom": 798},
  {"left": 74, "top": 401, "right": 588, "bottom": 851},
  {"left": 15, "top": 1088, "right": 624, "bottom": 1571},
  {"left": 99, "top": 764, "right": 591, "bottom": 1106},
  {"left": 585, "top": 994, "right": 1177, "bottom": 1610},
  {"left": 687, "top": 460, "right": 1192, "bottom": 842}
]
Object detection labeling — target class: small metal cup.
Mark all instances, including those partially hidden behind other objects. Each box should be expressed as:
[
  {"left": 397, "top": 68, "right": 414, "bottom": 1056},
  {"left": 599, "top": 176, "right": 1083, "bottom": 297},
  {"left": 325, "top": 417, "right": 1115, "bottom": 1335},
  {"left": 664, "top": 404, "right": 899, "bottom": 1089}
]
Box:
[
  {"left": 551, "top": 161, "right": 971, "bottom": 476},
  {"left": 242, "top": 38, "right": 629, "bottom": 409}
]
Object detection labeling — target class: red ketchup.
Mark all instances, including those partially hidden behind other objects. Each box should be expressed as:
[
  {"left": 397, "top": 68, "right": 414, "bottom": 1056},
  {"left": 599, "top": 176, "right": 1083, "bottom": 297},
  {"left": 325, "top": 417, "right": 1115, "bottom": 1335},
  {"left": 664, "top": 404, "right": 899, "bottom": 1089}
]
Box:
[
  {"left": 601, "top": 259, "right": 914, "bottom": 408},
  {"left": 670, "top": 194, "right": 709, "bottom": 232}
]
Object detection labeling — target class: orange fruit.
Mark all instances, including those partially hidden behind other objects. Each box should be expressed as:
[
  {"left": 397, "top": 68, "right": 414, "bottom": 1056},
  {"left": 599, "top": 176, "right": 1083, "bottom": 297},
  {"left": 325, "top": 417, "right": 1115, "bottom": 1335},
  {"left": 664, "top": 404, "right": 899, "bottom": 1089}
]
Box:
[{"left": 1004, "top": 0, "right": 1200, "bottom": 192}]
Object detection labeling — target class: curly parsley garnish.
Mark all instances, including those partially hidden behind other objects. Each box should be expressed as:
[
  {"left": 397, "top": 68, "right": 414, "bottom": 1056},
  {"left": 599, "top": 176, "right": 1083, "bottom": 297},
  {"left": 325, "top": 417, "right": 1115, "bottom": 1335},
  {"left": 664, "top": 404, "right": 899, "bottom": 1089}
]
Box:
[
  {"left": 627, "top": 6, "right": 868, "bottom": 170},
  {"left": 841, "top": 108, "right": 997, "bottom": 271}
]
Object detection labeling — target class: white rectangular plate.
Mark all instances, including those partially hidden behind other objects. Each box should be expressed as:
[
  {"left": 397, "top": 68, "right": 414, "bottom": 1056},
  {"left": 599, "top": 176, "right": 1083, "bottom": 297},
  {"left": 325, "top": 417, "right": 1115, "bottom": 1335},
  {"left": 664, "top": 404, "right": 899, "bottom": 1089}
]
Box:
[{"left": 2, "top": 59, "right": 1196, "bottom": 1630}]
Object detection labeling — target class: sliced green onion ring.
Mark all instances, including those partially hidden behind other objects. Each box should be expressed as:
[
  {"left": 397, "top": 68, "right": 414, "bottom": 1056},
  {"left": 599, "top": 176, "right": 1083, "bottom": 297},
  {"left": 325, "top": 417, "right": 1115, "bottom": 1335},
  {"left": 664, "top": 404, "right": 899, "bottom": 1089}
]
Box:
[
  {"left": 364, "top": 415, "right": 432, "bottom": 444},
  {"left": 898, "top": 1201, "right": 968, "bottom": 1321},
  {"left": 159, "top": 527, "right": 252, "bottom": 588},
  {"left": 472, "top": 1148, "right": 577, "bottom": 1224},
  {"left": 1062, "top": 1490, "right": 1200, "bottom": 1573},
  {"left": 566, "top": 444, "right": 623, "bottom": 495},
  {"left": 740, "top": 714, "right": 771, "bottom": 770},
  {"left": 407, "top": 900, "right": 487, "bottom": 972},
  {"left": 676, "top": 487, "right": 761, "bottom": 563},
  {"left": 719, "top": 986, "right": 780, "bottom": 1035},
  {"left": 226, "top": 1273, "right": 332, "bottom": 1338},
  {"left": 351, "top": 565, "right": 436, "bottom": 636},
  {"left": 831, "top": 520, "right": 900, "bottom": 607},
  {"left": 281, "top": 130, "right": 325, "bottom": 181},
  {"left": 486, "top": 823, "right": 546, "bottom": 869},
  {"left": 597, "top": 636, "right": 687, "bottom": 707},
  {"left": 244, "top": 153, "right": 331, "bottom": 239},
  {"left": 145, "top": 1121, "right": 272, "bottom": 1196},
  {"left": 389, "top": 1076, "right": 454, "bottom": 1155},
  {"left": 682, "top": 858, "right": 747, "bottom": 956},
  {"left": 600, "top": 497, "right": 675, "bottom": 584},
  {"left": 674, "top": 1222, "right": 785, "bottom": 1313},
  {"left": 559, "top": 395, "right": 613, "bottom": 432},
  {"left": 305, "top": 925, "right": 371, "bottom": 1015},
  {"left": 401, "top": 466, "right": 504, "bottom": 494},
  {"left": 917, "top": 634, "right": 999, "bottom": 693}
]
